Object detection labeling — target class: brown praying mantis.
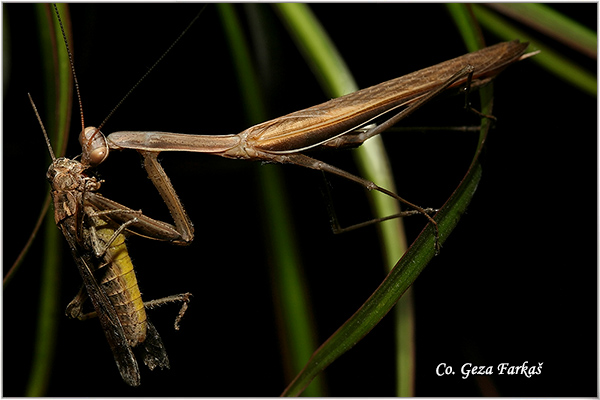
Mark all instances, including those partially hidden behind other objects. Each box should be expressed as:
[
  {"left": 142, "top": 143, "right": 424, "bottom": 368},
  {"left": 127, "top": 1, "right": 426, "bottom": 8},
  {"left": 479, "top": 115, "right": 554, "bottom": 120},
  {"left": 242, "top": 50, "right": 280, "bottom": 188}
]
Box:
[{"left": 78, "top": 40, "right": 531, "bottom": 255}]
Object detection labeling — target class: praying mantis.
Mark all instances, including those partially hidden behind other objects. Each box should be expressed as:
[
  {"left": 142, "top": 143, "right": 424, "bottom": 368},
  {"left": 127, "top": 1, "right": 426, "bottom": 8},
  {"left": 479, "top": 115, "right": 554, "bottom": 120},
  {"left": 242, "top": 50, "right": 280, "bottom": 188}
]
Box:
[
  {"left": 82, "top": 40, "right": 529, "bottom": 254},
  {"left": 4, "top": 4, "right": 535, "bottom": 396}
]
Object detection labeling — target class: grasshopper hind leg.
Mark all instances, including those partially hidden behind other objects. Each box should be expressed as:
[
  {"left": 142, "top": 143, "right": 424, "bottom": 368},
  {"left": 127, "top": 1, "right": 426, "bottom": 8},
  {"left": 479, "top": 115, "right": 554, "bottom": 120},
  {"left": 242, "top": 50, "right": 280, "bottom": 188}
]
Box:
[{"left": 137, "top": 293, "right": 192, "bottom": 370}]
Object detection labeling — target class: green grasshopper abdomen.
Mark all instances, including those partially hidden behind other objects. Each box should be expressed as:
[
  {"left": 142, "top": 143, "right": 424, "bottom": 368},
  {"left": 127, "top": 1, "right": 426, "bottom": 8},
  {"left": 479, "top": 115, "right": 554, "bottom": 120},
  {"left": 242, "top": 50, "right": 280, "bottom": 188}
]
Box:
[{"left": 94, "top": 217, "right": 148, "bottom": 346}]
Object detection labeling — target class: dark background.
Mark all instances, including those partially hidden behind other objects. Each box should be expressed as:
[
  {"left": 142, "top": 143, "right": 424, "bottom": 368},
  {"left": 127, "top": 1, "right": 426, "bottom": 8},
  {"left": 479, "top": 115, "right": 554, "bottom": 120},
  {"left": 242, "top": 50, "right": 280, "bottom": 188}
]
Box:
[{"left": 3, "top": 4, "right": 596, "bottom": 396}]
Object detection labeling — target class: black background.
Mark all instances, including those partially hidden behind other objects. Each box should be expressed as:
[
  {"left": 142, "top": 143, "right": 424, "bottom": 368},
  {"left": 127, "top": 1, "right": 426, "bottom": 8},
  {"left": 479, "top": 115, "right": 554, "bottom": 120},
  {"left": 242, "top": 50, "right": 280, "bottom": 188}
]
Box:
[{"left": 3, "top": 3, "right": 596, "bottom": 397}]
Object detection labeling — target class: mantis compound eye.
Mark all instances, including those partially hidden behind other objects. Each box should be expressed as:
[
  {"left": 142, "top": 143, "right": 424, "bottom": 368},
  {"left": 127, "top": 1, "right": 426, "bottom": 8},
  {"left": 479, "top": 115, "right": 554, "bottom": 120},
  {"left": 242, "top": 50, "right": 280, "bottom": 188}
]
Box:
[{"left": 80, "top": 126, "right": 109, "bottom": 167}]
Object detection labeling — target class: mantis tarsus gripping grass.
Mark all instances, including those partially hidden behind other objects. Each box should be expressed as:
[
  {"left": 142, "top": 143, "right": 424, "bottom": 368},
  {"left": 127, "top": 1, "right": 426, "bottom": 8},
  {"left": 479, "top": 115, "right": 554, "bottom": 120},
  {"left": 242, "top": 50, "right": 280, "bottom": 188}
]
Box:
[{"left": 85, "top": 40, "right": 532, "bottom": 254}]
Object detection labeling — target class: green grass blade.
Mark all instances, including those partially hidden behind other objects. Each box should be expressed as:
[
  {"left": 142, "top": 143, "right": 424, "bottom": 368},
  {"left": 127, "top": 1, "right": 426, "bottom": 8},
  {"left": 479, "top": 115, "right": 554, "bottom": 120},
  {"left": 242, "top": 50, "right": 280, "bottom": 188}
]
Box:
[
  {"left": 27, "top": 213, "right": 62, "bottom": 397},
  {"left": 6, "top": 2, "right": 73, "bottom": 287},
  {"left": 471, "top": 4, "right": 596, "bottom": 96},
  {"left": 216, "top": 4, "right": 324, "bottom": 396},
  {"left": 282, "top": 134, "right": 487, "bottom": 396},
  {"left": 445, "top": 3, "right": 493, "bottom": 148},
  {"left": 278, "top": 4, "right": 497, "bottom": 395},
  {"left": 274, "top": 3, "right": 412, "bottom": 277},
  {"left": 485, "top": 3, "right": 596, "bottom": 58},
  {"left": 216, "top": 4, "right": 266, "bottom": 122},
  {"left": 272, "top": 4, "right": 356, "bottom": 97},
  {"left": 446, "top": 4, "right": 494, "bottom": 146},
  {"left": 26, "top": 3, "right": 72, "bottom": 396},
  {"left": 274, "top": 3, "right": 413, "bottom": 395},
  {"left": 446, "top": 4, "right": 487, "bottom": 51}
]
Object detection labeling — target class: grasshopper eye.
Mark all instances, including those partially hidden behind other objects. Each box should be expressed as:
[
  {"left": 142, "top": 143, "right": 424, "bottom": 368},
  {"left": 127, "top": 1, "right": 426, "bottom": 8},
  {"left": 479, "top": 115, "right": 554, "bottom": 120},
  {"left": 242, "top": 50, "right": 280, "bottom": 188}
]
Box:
[{"left": 80, "top": 126, "right": 109, "bottom": 167}]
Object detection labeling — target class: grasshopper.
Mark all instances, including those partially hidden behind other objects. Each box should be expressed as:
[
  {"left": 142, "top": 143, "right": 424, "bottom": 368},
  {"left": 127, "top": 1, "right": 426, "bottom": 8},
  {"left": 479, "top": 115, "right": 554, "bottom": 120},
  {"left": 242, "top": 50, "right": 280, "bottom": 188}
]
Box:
[
  {"left": 31, "top": 93, "right": 192, "bottom": 386},
  {"left": 26, "top": 5, "right": 200, "bottom": 387}
]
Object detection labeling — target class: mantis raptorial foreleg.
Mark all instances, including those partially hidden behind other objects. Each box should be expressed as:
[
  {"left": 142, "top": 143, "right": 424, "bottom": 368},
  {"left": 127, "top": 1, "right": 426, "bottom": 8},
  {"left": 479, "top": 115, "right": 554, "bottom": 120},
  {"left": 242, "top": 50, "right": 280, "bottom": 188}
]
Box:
[
  {"left": 80, "top": 127, "right": 194, "bottom": 245},
  {"left": 140, "top": 151, "right": 194, "bottom": 244}
]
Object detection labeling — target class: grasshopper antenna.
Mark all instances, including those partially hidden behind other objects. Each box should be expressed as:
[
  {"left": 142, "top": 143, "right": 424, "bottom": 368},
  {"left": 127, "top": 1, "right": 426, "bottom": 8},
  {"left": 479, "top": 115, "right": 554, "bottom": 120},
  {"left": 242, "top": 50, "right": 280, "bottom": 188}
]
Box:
[
  {"left": 53, "top": 3, "right": 85, "bottom": 133},
  {"left": 53, "top": 4, "right": 107, "bottom": 167},
  {"left": 28, "top": 93, "right": 56, "bottom": 162}
]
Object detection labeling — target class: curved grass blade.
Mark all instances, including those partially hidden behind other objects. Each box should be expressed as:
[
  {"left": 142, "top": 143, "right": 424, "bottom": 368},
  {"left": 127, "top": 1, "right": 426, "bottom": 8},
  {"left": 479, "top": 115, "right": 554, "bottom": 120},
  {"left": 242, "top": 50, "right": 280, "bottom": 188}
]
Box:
[
  {"left": 26, "top": 3, "right": 73, "bottom": 396},
  {"left": 217, "top": 4, "right": 324, "bottom": 396},
  {"left": 3, "top": 196, "right": 51, "bottom": 287},
  {"left": 280, "top": 4, "right": 495, "bottom": 395},
  {"left": 5, "top": 2, "right": 73, "bottom": 285},
  {"left": 485, "top": 3, "right": 596, "bottom": 58},
  {"left": 446, "top": 4, "right": 486, "bottom": 51},
  {"left": 471, "top": 4, "right": 596, "bottom": 96},
  {"left": 446, "top": 4, "right": 494, "bottom": 145},
  {"left": 282, "top": 126, "right": 488, "bottom": 396},
  {"left": 274, "top": 3, "right": 414, "bottom": 395}
]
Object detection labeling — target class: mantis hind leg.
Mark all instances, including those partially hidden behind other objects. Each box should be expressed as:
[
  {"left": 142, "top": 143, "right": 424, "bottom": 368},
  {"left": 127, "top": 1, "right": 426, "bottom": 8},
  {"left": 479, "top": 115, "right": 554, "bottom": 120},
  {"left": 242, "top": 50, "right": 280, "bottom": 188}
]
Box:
[{"left": 281, "top": 153, "right": 441, "bottom": 254}]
